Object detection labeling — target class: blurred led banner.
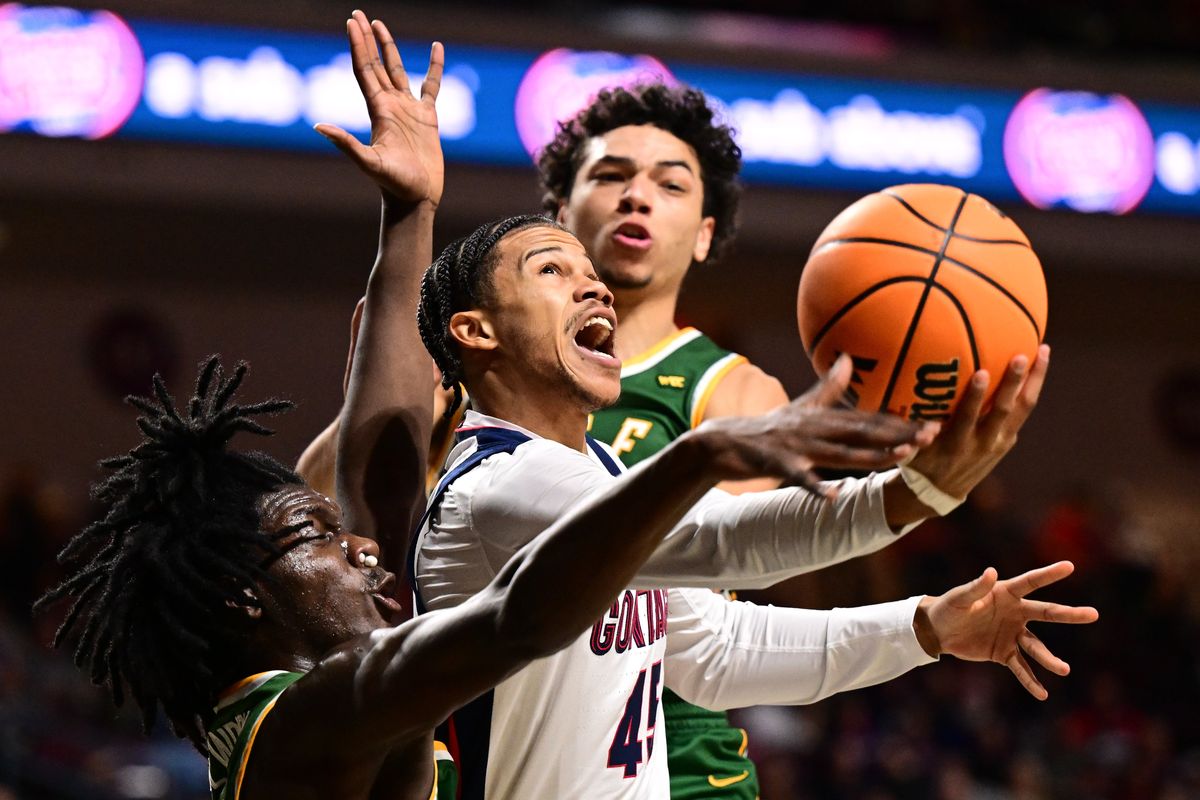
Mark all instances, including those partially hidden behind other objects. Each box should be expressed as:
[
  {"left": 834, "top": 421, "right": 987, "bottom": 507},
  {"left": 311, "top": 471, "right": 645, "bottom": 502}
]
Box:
[{"left": 4, "top": 3, "right": 1200, "bottom": 217}]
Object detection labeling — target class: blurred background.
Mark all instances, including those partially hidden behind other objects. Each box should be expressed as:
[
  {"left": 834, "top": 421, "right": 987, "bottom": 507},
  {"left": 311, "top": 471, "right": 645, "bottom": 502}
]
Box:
[{"left": 2, "top": 0, "right": 1199, "bottom": 797}]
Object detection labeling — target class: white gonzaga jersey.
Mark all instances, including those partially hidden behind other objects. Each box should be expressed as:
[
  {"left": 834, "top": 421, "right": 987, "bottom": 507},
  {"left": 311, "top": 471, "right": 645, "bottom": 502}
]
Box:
[
  {"left": 411, "top": 420, "right": 672, "bottom": 799},
  {"left": 410, "top": 412, "right": 935, "bottom": 799}
]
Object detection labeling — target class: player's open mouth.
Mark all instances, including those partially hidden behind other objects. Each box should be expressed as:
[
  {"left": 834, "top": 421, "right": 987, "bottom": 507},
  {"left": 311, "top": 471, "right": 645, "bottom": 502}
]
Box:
[
  {"left": 572, "top": 312, "right": 619, "bottom": 365},
  {"left": 612, "top": 222, "right": 652, "bottom": 251}
]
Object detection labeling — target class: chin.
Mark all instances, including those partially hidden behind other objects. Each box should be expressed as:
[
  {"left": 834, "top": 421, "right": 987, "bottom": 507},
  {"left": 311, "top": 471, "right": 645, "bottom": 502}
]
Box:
[
  {"left": 578, "top": 379, "right": 621, "bottom": 413},
  {"left": 597, "top": 261, "right": 653, "bottom": 291}
]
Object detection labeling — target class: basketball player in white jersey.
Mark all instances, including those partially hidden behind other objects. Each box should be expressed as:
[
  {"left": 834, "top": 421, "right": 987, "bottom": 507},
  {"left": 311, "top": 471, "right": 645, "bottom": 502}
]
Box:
[{"left": 407, "top": 198, "right": 1090, "bottom": 798}]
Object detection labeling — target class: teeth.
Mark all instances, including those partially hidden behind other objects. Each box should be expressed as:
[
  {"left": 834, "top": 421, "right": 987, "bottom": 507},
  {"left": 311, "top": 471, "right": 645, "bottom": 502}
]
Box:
[{"left": 584, "top": 316, "right": 613, "bottom": 332}]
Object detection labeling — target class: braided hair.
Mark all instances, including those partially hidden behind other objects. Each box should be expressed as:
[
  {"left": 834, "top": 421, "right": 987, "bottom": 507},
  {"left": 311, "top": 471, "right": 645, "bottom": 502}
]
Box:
[
  {"left": 417, "top": 214, "right": 563, "bottom": 421},
  {"left": 537, "top": 82, "right": 743, "bottom": 263},
  {"left": 35, "top": 356, "right": 300, "bottom": 749}
]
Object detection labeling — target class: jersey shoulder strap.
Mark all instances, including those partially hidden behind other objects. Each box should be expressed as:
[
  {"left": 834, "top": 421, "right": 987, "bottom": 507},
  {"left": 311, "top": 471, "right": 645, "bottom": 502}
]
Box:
[
  {"left": 207, "top": 670, "right": 304, "bottom": 800},
  {"left": 408, "top": 426, "right": 532, "bottom": 614},
  {"left": 407, "top": 426, "right": 620, "bottom": 614}
]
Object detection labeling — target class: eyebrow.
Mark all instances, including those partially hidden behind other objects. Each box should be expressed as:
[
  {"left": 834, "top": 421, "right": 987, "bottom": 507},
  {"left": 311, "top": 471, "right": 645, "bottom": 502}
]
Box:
[
  {"left": 592, "top": 155, "right": 695, "bottom": 175},
  {"left": 521, "top": 245, "right": 564, "bottom": 266}
]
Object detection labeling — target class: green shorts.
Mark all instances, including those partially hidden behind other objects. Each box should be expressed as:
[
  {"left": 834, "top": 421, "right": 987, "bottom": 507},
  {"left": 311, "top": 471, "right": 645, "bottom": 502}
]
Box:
[{"left": 664, "top": 690, "right": 760, "bottom": 800}]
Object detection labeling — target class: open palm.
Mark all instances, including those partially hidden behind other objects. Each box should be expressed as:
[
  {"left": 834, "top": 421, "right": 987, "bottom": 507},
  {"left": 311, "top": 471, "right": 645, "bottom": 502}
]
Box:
[
  {"left": 316, "top": 10, "right": 444, "bottom": 207},
  {"left": 924, "top": 561, "right": 1099, "bottom": 700}
]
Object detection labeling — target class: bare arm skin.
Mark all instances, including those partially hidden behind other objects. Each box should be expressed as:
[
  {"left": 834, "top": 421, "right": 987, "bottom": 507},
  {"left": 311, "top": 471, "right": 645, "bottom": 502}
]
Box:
[
  {"left": 253, "top": 368, "right": 932, "bottom": 768},
  {"left": 315, "top": 15, "right": 445, "bottom": 556},
  {"left": 701, "top": 361, "right": 789, "bottom": 494}
]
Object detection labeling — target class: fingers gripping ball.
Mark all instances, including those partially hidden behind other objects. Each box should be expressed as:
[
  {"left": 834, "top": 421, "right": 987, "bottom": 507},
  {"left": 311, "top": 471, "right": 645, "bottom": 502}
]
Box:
[{"left": 797, "top": 184, "right": 1047, "bottom": 421}]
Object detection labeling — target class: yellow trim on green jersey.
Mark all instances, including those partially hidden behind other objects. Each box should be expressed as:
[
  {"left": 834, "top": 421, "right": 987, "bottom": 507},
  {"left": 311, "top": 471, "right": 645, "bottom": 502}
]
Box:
[
  {"left": 620, "top": 327, "right": 702, "bottom": 377},
  {"left": 689, "top": 353, "right": 748, "bottom": 429},
  {"left": 208, "top": 671, "right": 303, "bottom": 800}
]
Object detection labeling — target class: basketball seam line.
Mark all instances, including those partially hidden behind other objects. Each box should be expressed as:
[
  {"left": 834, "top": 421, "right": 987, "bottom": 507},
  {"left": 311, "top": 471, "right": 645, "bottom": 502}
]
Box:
[
  {"left": 813, "top": 237, "right": 1042, "bottom": 341},
  {"left": 878, "top": 190, "right": 970, "bottom": 414},
  {"left": 880, "top": 190, "right": 1031, "bottom": 247},
  {"left": 806, "top": 279, "right": 981, "bottom": 373},
  {"left": 933, "top": 283, "right": 981, "bottom": 374},
  {"left": 806, "top": 276, "right": 926, "bottom": 356}
]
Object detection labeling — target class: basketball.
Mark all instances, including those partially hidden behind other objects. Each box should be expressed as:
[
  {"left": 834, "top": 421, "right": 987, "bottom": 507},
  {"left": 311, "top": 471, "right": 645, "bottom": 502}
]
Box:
[{"left": 797, "top": 184, "right": 1047, "bottom": 421}]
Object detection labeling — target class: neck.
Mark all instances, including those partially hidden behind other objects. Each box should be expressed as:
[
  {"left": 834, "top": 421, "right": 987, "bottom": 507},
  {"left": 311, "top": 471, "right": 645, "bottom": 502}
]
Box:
[
  {"left": 611, "top": 287, "right": 681, "bottom": 362},
  {"left": 468, "top": 369, "right": 591, "bottom": 452},
  {"left": 241, "top": 621, "right": 330, "bottom": 679}
]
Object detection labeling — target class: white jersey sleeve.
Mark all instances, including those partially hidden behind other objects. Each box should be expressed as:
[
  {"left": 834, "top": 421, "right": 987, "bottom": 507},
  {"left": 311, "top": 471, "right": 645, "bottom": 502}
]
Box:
[
  {"left": 418, "top": 430, "right": 916, "bottom": 610},
  {"left": 661, "top": 588, "right": 937, "bottom": 710}
]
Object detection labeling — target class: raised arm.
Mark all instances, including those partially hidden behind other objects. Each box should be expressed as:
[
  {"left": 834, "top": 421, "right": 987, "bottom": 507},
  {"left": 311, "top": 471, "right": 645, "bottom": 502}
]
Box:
[
  {"left": 257, "top": 349, "right": 938, "bottom": 762},
  {"left": 315, "top": 12, "right": 443, "bottom": 557}
]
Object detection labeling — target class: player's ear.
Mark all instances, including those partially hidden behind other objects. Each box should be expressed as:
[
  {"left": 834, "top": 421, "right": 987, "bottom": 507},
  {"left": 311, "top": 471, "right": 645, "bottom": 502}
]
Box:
[
  {"left": 227, "top": 588, "right": 263, "bottom": 620},
  {"left": 554, "top": 199, "right": 570, "bottom": 226},
  {"left": 692, "top": 216, "right": 715, "bottom": 264},
  {"left": 449, "top": 310, "right": 498, "bottom": 353}
]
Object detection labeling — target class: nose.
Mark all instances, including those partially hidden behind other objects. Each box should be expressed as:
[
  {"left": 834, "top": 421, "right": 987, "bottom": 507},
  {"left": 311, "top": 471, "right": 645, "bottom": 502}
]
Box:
[
  {"left": 618, "top": 175, "right": 651, "bottom": 214},
  {"left": 342, "top": 532, "right": 382, "bottom": 569},
  {"left": 575, "top": 275, "right": 614, "bottom": 308}
]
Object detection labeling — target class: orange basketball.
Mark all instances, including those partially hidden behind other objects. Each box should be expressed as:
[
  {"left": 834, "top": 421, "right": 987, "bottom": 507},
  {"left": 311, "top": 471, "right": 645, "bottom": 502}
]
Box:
[{"left": 797, "top": 184, "right": 1047, "bottom": 421}]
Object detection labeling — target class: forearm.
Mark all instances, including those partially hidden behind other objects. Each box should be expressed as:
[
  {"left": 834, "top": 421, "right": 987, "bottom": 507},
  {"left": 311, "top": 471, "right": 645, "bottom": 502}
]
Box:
[
  {"left": 630, "top": 469, "right": 916, "bottom": 590},
  {"left": 663, "top": 589, "right": 936, "bottom": 710},
  {"left": 491, "top": 433, "right": 719, "bottom": 658},
  {"left": 296, "top": 415, "right": 341, "bottom": 498},
  {"left": 337, "top": 199, "right": 436, "bottom": 554}
]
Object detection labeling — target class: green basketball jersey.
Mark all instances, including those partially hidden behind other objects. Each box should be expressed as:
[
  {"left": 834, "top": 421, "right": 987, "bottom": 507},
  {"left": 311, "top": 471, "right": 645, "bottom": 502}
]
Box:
[
  {"left": 591, "top": 327, "right": 761, "bottom": 800},
  {"left": 207, "top": 670, "right": 303, "bottom": 800},
  {"left": 589, "top": 327, "right": 747, "bottom": 468},
  {"left": 207, "top": 670, "right": 457, "bottom": 800}
]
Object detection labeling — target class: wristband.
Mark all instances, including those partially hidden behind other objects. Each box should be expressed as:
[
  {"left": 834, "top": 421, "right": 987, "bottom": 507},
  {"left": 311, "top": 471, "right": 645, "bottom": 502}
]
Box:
[{"left": 899, "top": 465, "right": 964, "bottom": 516}]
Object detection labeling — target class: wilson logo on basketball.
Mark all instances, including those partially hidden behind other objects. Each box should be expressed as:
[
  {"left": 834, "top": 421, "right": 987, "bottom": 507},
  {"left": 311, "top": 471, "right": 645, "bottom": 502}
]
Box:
[{"left": 909, "top": 359, "right": 959, "bottom": 421}]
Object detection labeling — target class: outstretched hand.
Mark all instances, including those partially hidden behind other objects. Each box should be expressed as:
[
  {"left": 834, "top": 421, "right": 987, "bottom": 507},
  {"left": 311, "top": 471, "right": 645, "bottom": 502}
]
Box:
[
  {"left": 315, "top": 10, "right": 444, "bottom": 207},
  {"left": 903, "top": 344, "right": 1050, "bottom": 503},
  {"left": 694, "top": 354, "right": 940, "bottom": 496},
  {"left": 915, "top": 560, "right": 1099, "bottom": 700}
]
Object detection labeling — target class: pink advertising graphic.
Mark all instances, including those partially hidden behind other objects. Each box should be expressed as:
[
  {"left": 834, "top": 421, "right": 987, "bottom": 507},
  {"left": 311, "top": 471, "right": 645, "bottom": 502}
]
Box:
[
  {"left": 0, "top": 3, "right": 144, "bottom": 139},
  {"left": 514, "top": 48, "right": 675, "bottom": 158},
  {"left": 1003, "top": 88, "right": 1155, "bottom": 215}
]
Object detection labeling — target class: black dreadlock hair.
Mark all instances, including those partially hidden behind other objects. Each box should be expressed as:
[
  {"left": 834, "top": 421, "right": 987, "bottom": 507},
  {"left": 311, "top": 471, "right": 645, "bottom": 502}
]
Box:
[
  {"left": 417, "top": 213, "right": 564, "bottom": 421},
  {"left": 537, "top": 82, "right": 743, "bottom": 264},
  {"left": 35, "top": 356, "right": 300, "bottom": 750}
]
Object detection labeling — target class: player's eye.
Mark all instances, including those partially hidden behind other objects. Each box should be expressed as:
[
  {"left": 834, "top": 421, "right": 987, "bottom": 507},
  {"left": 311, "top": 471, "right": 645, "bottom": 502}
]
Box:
[
  {"left": 540, "top": 263, "right": 560, "bottom": 275},
  {"left": 595, "top": 172, "right": 624, "bottom": 182}
]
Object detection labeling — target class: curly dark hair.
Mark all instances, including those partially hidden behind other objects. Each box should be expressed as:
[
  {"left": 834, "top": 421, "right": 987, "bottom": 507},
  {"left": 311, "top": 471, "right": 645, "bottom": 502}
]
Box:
[
  {"left": 35, "top": 357, "right": 301, "bottom": 749},
  {"left": 537, "top": 82, "right": 743, "bottom": 263}
]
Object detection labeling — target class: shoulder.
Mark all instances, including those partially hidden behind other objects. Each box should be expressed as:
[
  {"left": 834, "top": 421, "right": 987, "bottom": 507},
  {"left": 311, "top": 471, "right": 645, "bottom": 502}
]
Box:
[
  {"left": 208, "top": 671, "right": 306, "bottom": 800},
  {"left": 698, "top": 360, "right": 788, "bottom": 423}
]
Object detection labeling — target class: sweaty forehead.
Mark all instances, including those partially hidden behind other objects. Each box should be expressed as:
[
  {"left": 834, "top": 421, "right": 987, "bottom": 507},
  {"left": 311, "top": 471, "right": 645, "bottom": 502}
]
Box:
[
  {"left": 583, "top": 124, "right": 701, "bottom": 173},
  {"left": 258, "top": 485, "right": 341, "bottom": 529}
]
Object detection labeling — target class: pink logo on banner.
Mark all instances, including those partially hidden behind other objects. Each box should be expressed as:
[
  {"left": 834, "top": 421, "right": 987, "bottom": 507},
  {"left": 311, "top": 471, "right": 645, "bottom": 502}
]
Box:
[
  {"left": 514, "top": 48, "right": 675, "bottom": 158},
  {"left": 0, "top": 4, "right": 144, "bottom": 139},
  {"left": 1003, "top": 88, "right": 1155, "bottom": 215}
]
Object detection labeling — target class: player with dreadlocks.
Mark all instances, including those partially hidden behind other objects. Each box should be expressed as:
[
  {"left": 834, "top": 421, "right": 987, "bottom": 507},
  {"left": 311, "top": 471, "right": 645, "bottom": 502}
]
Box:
[{"left": 38, "top": 13, "right": 966, "bottom": 800}]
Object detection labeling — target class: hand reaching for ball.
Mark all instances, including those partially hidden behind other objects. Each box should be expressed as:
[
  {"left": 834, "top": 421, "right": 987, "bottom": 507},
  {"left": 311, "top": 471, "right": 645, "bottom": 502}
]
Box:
[{"left": 907, "top": 343, "right": 1049, "bottom": 503}]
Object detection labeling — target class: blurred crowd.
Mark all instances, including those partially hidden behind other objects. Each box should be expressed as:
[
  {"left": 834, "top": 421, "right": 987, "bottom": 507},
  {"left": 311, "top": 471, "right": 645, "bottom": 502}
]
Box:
[{"left": 2, "top": 460, "right": 1198, "bottom": 799}]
